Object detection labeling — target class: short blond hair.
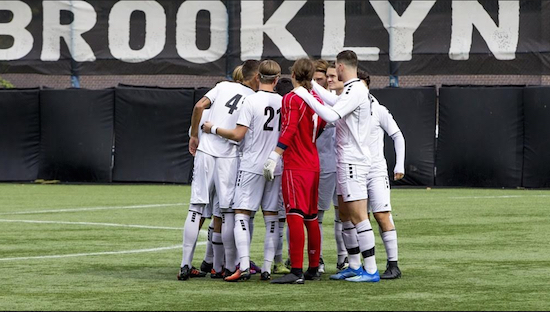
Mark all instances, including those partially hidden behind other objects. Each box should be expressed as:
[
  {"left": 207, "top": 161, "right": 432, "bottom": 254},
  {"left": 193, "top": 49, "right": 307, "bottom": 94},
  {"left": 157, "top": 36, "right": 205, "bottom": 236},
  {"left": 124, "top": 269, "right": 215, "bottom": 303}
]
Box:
[
  {"left": 259, "top": 60, "right": 281, "bottom": 84},
  {"left": 232, "top": 65, "right": 243, "bottom": 83}
]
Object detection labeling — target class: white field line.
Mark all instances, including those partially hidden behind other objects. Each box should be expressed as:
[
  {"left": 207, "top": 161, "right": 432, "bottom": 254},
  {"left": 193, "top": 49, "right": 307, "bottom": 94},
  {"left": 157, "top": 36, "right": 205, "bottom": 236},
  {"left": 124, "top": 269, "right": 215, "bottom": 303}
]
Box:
[
  {"left": 0, "top": 244, "right": 206, "bottom": 262},
  {"left": 0, "top": 203, "right": 188, "bottom": 215},
  {"left": 449, "top": 195, "right": 550, "bottom": 199},
  {"left": 0, "top": 219, "right": 189, "bottom": 231}
]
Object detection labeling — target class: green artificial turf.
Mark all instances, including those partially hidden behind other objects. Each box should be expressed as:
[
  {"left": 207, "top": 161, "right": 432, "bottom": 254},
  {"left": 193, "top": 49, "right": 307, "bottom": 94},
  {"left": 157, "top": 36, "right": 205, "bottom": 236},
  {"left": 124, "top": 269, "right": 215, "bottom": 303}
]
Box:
[{"left": 0, "top": 184, "right": 549, "bottom": 311}]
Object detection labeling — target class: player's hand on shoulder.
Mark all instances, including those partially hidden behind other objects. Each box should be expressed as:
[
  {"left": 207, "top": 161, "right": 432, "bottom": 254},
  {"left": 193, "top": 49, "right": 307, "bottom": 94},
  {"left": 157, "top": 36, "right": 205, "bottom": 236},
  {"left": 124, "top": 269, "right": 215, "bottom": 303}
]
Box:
[
  {"left": 202, "top": 121, "right": 213, "bottom": 134},
  {"left": 189, "top": 136, "right": 199, "bottom": 156}
]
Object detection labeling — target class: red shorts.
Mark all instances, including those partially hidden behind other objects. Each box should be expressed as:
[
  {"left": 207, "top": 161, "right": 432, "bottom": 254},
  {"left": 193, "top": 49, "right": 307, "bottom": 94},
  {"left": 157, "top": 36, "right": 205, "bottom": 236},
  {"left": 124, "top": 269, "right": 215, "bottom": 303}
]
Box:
[{"left": 281, "top": 169, "right": 319, "bottom": 217}]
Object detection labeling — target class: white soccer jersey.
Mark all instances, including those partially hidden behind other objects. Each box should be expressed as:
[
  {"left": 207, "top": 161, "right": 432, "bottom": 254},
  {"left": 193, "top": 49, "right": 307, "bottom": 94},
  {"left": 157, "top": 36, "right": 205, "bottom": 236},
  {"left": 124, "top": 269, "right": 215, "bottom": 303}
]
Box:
[
  {"left": 198, "top": 81, "right": 256, "bottom": 157},
  {"left": 332, "top": 79, "right": 373, "bottom": 165},
  {"left": 368, "top": 96, "right": 401, "bottom": 178},
  {"left": 316, "top": 126, "right": 336, "bottom": 174},
  {"left": 237, "top": 90, "right": 283, "bottom": 175}
]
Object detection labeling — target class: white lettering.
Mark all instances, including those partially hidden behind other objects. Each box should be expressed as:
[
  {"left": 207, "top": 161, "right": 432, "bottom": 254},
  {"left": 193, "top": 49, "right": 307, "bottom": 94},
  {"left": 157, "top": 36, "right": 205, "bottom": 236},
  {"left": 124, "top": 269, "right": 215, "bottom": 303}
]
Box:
[
  {"left": 109, "top": 1, "right": 166, "bottom": 63},
  {"left": 449, "top": 0, "right": 519, "bottom": 60},
  {"left": 371, "top": 0, "right": 436, "bottom": 61},
  {"left": 321, "top": 1, "right": 380, "bottom": 61},
  {"left": 176, "top": 1, "right": 228, "bottom": 64},
  {"left": 0, "top": 1, "right": 33, "bottom": 61},
  {"left": 241, "top": 0, "right": 307, "bottom": 61},
  {"left": 41, "top": 0, "right": 96, "bottom": 62}
]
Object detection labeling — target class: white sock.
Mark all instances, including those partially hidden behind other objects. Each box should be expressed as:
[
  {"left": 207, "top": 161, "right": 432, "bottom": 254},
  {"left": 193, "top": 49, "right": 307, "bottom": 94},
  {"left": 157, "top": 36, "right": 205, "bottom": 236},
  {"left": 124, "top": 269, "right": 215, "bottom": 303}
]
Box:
[
  {"left": 356, "top": 219, "right": 377, "bottom": 274},
  {"left": 334, "top": 220, "right": 347, "bottom": 264},
  {"left": 381, "top": 230, "right": 398, "bottom": 262},
  {"left": 318, "top": 210, "right": 324, "bottom": 258},
  {"left": 342, "top": 221, "right": 361, "bottom": 270},
  {"left": 249, "top": 216, "right": 255, "bottom": 243},
  {"left": 234, "top": 213, "right": 250, "bottom": 271},
  {"left": 274, "top": 219, "right": 285, "bottom": 263},
  {"left": 204, "top": 220, "right": 214, "bottom": 264},
  {"left": 262, "top": 215, "right": 279, "bottom": 274},
  {"left": 212, "top": 232, "right": 224, "bottom": 273},
  {"left": 180, "top": 207, "right": 203, "bottom": 267},
  {"left": 222, "top": 212, "right": 237, "bottom": 271}
]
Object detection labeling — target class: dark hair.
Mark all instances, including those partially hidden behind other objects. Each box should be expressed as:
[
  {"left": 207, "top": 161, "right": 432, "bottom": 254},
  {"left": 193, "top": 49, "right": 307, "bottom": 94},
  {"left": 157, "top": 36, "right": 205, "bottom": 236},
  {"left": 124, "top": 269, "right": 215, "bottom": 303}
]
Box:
[
  {"left": 327, "top": 61, "right": 336, "bottom": 69},
  {"left": 241, "top": 60, "right": 260, "bottom": 82},
  {"left": 275, "top": 78, "right": 293, "bottom": 96},
  {"left": 259, "top": 60, "right": 281, "bottom": 84},
  {"left": 357, "top": 69, "right": 370, "bottom": 87},
  {"left": 291, "top": 58, "right": 315, "bottom": 90},
  {"left": 336, "top": 50, "right": 358, "bottom": 68}
]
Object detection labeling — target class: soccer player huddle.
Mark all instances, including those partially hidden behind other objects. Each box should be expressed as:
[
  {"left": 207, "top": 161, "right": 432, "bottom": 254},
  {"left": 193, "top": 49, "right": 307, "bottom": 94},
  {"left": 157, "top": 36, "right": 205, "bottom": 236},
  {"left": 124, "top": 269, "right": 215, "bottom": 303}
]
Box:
[{"left": 178, "top": 50, "right": 405, "bottom": 284}]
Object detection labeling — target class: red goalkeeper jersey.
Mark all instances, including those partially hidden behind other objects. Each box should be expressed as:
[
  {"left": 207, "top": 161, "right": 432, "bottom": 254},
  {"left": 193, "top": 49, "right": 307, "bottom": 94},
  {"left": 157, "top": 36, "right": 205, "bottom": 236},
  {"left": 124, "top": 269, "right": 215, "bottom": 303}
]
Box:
[{"left": 278, "top": 90, "right": 327, "bottom": 172}]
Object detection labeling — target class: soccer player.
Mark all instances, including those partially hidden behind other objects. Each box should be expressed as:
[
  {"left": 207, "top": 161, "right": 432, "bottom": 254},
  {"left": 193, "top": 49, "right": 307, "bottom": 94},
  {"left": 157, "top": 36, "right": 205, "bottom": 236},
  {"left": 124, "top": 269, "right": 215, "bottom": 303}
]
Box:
[
  {"left": 358, "top": 70, "right": 405, "bottom": 279},
  {"left": 202, "top": 60, "right": 284, "bottom": 282},
  {"left": 295, "top": 50, "right": 380, "bottom": 282},
  {"left": 177, "top": 60, "right": 260, "bottom": 280},
  {"left": 264, "top": 58, "right": 326, "bottom": 284},
  {"left": 313, "top": 59, "right": 329, "bottom": 89}
]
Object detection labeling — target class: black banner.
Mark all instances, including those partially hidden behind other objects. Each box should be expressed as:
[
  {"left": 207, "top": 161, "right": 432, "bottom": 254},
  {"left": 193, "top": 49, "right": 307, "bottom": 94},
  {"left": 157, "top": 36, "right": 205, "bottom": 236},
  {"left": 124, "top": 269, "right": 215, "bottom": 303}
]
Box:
[{"left": 1, "top": 0, "right": 549, "bottom": 76}]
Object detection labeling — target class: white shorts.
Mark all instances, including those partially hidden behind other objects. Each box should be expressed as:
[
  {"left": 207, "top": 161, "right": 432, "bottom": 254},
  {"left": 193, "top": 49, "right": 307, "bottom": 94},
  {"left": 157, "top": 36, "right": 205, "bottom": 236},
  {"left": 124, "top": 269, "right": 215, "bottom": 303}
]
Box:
[
  {"left": 232, "top": 171, "right": 283, "bottom": 214},
  {"left": 190, "top": 151, "right": 238, "bottom": 209},
  {"left": 318, "top": 172, "right": 336, "bottom": 211},
  {"left": 202, "top": 192, "right": 219, "bottom": 219},
  {"left": 336, "top": 163, "right": 369, "bottom": 203},
  {"left": 367, "top": 175, "right": 392, "bottom": 213}
]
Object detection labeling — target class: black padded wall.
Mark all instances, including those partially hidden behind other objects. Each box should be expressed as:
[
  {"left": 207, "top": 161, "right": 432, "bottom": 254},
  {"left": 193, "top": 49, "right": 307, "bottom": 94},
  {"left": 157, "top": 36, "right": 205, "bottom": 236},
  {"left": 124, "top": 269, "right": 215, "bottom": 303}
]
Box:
[
  {"left": 437, "top": 87, "right": 524, "bottom": 187},
  {"left": 371, "top": 87, "right": 437, "bottom": 186},
  {"left": 522, "top": 87, "right": 550, "bottom": 188},
  {"left": 38, "top": 89, "right": 114, "bottom": 182},
  {"left": 113, "top": 87, "right": 194, "bottom": 183},
  {"left": 0, "top": 89, "right": 41, "bottom": 181}
]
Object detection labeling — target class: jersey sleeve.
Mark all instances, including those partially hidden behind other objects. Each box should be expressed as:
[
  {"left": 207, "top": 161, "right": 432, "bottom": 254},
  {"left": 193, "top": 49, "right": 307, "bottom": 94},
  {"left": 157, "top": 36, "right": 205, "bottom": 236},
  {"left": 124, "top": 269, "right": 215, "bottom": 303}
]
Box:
[
  {"left": 236, "top": 97, "right": 253, "bottom": 128},
  {"left": 332, "top": 84, "right": 367, "bottom": 118},
  {"left": 378, "top": 105, "right": 400, "bottom": 136},
  {"left": 278, "top": 93, "right": 301, "bottom": 148},
  {"left": 312, "top": 91, "right": 328, "bottom": 133},
  {"left": 204, "top": 82, "right": 221, "bottom": 103}
]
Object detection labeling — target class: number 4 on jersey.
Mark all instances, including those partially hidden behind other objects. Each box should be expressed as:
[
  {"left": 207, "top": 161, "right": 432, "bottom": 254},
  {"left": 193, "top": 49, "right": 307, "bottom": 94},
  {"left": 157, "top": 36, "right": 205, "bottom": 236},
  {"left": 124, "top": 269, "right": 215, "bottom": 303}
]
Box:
[{"left": 225, "top": 94, "right": 242, "bottom": 114}]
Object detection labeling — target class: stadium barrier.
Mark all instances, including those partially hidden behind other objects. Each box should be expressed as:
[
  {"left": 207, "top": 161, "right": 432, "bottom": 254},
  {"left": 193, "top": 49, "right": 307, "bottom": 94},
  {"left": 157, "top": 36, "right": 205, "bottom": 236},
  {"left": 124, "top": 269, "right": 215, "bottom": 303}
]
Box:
[{"left": 1, "top": 86, "right": 550, "bottom": 188}]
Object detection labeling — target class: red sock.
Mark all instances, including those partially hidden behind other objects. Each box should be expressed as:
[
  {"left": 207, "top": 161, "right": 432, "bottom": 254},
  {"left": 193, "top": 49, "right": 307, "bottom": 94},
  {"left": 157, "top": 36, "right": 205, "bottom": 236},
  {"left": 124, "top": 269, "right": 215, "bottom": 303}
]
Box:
[
  {"left": 286, "top": 214, "right": 305, "bottom": 270},
  {"left": 304, "top": 218, "right": 321, "bottom": 268}
]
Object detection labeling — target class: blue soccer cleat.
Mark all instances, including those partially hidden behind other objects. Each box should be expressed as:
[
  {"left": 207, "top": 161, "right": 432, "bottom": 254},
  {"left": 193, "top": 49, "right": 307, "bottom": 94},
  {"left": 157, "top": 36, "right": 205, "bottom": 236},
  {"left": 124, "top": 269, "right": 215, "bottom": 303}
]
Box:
[
  {"left": 329, "top": 266, "right": 362, "bottom": 280},
  {"left": 344, "top": 268, "right": 380, "bottom": 283}
]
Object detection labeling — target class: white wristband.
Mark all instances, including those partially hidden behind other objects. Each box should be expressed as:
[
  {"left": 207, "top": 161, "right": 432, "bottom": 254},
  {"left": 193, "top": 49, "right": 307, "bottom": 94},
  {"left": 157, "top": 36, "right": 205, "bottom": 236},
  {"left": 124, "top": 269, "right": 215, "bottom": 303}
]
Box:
[
  {"left": 268, "top": 150, "right": 281, "bottom": 162},
  {"left": 211, "top": 125, "right": 218, "bottom": 135}
]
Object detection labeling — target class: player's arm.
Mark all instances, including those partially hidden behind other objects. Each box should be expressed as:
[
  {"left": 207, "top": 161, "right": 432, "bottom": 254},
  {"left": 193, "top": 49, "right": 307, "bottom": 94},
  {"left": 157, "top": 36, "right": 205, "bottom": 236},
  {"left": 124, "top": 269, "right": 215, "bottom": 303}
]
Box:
[
  {"left": 311, "top": 80, "right": 338, "bottom": 106},
  {"left": 189, "top": 96, "right": 212, "bottom": 156},
  {"left": 377, "top": 102, "right": 405, "bottom": 180},
  {"left": 294, "top": 87, "right": 341, "bottom": 123},
  {"left": 202, "top": 123, "right": 248, "bottom": 142}
]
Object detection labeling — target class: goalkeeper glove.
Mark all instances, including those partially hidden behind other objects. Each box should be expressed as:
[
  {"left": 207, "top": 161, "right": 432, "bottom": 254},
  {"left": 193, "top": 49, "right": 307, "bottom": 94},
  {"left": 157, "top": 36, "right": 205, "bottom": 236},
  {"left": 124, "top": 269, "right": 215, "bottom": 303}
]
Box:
[{"left": 263, "top": 151, "right": 280, "bottom": 181}]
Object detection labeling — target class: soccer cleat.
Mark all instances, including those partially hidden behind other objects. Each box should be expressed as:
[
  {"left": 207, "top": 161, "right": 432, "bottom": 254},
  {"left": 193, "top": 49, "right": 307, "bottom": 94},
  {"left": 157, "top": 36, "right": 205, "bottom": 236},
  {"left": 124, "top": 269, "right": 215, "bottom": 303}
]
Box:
[
  {"left": 345, "top": 269, "right": 380, "bottom": 283},
  {"left": 329, "top": 266, "right": 361, "bottom": 280},
  {"left": 260, "top": 271, "right": 271, "bottom": 281},
  {"left": 177, "top": 265, "right": 191, "bottom": 281},
  {"left": 210, "top": 269, "right": 224, "bottom": 279},
  {"left": 273, "top": 262, "right": 291, "bottom": 274},
  {"left": 224, "top": 268, "right": 235, "bottom": 279},
  {"left": 380, "top": 265, "right": 401, "bottom": 279},
  {"left": 304, "top": 269, "right": 321, "bottom": 281},
  {"left": 189, "top": 266, "right": 207, "bottom": 278},
  {"left": 224, "top": 268, "right": 251, "bottom": 282},
  {"left": 270, "top": 273, "right": 304, "bottom": 284},
  {"left": 284, "top": 258, "right": 291, "bottom": 270},
  {"left": 318, "top": 258, "right": 325, "bottom": 273},
  {"left": 200, "top": 260, "right": 213, "bottom": 274},
  {"left": 336, "top": 257, "right": 349, "bottom": 271},
  {"left": 250, "top": 261, "right": 261, "bottom": 274}
]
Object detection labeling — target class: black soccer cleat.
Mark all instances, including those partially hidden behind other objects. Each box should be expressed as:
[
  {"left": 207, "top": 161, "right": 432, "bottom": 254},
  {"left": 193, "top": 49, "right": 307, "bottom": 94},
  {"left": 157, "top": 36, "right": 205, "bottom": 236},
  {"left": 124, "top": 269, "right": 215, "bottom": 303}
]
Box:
[
  {"left": 336, "top": 257, "right": 349, "bottom": 271},
  {"left": 270, "top": 273, "right": 304, "bottom": 284},
  {"left": 189, "top": 266, "right": 207, "bottom": 278},
  {"left": 177, "top": 265, "right": 191, "bottom": 281},
  {"left": 200, "top": 260, "right": 213, "bottom": 274},
  {"left": 380, "top": 262, "right": 401, "bottom": 279},
  {"left": 210, "top": 269, "right": 224, "bottom": 279},
  {"left": 260, "top": 271, "right": 271, "bottom": 281},
  {"left": 304, "top": 268, "right": 321, "bottom": 281}
]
